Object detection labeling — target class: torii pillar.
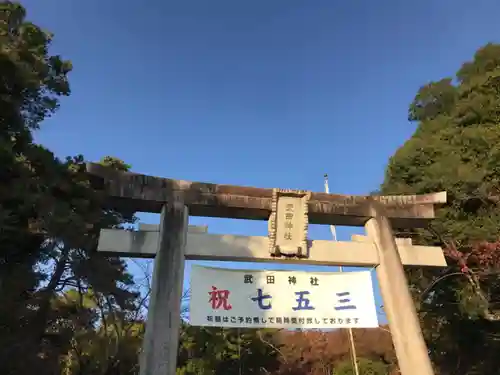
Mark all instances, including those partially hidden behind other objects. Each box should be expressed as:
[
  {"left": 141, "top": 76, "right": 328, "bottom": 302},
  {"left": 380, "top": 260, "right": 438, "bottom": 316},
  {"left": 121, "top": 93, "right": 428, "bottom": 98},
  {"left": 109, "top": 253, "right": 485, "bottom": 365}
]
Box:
[{"left": 365, "top": 204, "right": 434, "bottom": 375}]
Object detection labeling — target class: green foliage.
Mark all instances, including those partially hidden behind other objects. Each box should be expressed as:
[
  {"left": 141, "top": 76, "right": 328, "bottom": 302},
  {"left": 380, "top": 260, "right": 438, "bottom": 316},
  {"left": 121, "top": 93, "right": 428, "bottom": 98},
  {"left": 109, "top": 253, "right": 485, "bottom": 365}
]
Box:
[
  {"left": 333, "top": 358, "right": 389, "bottom": 375},
  {"left": 177, "top": 325, "right": 280, "bottom": 375},
  {"left": 55, "top": 289, "right": 145, "bottom": 375},
  {"left": 382, "top": 42, "right": 500, "bottom": 374},
  {"left": 0, "top": 2, "right": 140, "bottom": 374},
  {"left": 99, "top": 156, "right": 132, "bottom": 172},
  {"left": 408, "top": 78, "right": 457, "bottom": 122},
  {"left": 0, "top": 1, "right": 71, "bottom": 139}
]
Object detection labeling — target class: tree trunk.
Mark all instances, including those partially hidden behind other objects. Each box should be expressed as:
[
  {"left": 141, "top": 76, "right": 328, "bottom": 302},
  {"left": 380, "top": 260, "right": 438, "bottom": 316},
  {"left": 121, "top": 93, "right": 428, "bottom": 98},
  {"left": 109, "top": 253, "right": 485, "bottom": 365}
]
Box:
[{"left": 31, "top": 246, "right": 70, "bottom": 343}]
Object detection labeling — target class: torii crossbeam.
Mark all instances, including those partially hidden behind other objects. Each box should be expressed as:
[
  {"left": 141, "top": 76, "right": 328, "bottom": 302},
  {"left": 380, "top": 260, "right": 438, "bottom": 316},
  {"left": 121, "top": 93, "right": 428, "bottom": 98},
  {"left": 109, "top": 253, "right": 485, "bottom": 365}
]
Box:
[{"left": 87, "top": 163, "right": 445, "bottom": 228}]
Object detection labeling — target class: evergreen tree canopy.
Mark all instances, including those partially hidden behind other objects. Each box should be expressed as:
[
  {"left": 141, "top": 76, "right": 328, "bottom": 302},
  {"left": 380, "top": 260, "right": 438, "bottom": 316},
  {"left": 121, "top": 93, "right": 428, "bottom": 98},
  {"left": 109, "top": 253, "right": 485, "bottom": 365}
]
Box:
[
  {"left": 0, "top": 3, "right": 140, "bottom": 373},
  {"left": 382, "top": 43, "right": 500, "bottom": 375}
]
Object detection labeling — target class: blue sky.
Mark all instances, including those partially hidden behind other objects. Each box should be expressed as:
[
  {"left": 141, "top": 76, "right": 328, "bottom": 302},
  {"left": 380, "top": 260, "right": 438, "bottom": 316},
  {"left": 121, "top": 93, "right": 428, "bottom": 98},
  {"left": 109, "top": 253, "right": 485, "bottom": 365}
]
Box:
[{"left": 23, "top": 0, "right": 499, "bottom": 324}]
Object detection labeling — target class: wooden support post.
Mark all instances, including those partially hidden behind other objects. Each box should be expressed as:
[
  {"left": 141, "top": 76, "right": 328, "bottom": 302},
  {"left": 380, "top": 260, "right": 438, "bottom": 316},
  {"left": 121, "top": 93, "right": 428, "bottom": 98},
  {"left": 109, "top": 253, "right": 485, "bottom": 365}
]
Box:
[
  {"left": 365, "top": 204, "right": 434, "bottom": 375},
  {"left": 140, "top": 201, "right": 188, "bottom": 375}
]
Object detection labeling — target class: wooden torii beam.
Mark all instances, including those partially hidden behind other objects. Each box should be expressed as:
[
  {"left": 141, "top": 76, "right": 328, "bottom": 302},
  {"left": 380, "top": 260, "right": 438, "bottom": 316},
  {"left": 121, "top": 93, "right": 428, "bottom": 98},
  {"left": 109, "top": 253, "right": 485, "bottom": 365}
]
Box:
[
  {"left": 87, "top": 163, "right": 447, "bottom": 375},
  {"left": 86, "top": 163, "right": 446, "bottom": 228}
]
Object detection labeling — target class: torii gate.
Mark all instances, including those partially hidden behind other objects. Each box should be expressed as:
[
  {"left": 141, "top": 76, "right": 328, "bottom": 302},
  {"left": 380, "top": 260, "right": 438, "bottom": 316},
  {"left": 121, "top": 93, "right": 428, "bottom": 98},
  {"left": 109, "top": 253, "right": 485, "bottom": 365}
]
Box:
[{"left": 87, "top": 163, "right": 447, "bottom": 375}]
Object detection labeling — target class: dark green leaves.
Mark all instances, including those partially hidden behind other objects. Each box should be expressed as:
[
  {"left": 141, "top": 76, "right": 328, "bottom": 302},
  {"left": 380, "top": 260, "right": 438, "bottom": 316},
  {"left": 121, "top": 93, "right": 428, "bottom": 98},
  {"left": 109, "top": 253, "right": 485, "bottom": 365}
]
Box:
[{"left": 383, "top": 43, "right": 500, "bottom": 374}]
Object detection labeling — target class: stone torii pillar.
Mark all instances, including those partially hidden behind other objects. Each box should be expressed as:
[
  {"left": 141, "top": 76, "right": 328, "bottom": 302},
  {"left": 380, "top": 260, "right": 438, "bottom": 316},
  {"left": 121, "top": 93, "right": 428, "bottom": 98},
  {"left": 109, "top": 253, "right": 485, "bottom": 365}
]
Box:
[
  {"left": 87, "top": 163, "right": 447, "bottom": 375},
  {"left": 365, "top": 204, "right": 434, "bottom": 375},
  {"left": 140, "top": 200, "right": 187, "bottom": 375}
]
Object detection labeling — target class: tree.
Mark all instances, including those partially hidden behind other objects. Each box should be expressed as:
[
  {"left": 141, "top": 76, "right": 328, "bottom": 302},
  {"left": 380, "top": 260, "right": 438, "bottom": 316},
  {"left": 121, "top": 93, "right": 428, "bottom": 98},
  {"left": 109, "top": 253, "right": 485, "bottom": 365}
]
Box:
[
  {"left": 333, "top": 358, "right": 390, "bottom": 375},
  {"left": 275, "top": 328, "right": 396, "bottom": 375},
  {"left": 0, "top": 151, "right": 139, "bottom": 374},
  {"left": 381, "top": 43, "right": 500, "bottom": 375},
  {"left": 0, "top": 2, "right": 73, "bottom": 372},
  {"left": 0, "top": 3, "right": 140, "bottom": 374},
  {"left": 0, "top": 1, "right": 71, "bottom": 137},
  {"left": 177, "top": 326, "right": 281, "bottom": 375},
  {"left": 58, "top": 289, "right": 145, "bottom": 375}
]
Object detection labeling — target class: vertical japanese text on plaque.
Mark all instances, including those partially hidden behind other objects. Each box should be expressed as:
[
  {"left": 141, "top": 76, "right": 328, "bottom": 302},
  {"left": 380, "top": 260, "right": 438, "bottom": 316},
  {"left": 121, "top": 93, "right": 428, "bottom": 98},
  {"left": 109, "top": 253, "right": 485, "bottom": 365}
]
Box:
[{"left": 268, "top": 189, "right": 311, "bottom": 257}]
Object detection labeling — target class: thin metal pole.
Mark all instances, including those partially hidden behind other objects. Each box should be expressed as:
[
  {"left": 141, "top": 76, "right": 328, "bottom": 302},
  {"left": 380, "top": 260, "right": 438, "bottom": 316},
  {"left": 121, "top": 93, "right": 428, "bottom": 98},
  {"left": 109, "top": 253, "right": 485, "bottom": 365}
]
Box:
[{"left": 324, "top": 174, "right": 360, "bottom": 375}]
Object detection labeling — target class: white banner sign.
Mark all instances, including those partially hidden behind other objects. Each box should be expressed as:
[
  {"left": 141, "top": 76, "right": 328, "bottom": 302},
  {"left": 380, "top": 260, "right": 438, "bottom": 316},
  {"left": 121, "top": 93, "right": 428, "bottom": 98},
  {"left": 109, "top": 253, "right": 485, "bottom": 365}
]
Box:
[{"left": 189, "top": 266, "right": 378, "bottom": 329}]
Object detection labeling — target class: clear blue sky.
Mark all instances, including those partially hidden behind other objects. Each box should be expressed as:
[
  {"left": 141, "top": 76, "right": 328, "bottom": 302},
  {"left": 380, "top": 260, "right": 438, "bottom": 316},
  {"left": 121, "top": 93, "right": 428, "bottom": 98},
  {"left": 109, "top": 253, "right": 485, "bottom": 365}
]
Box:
[{"left": 24, "top": 0, "right": 499, "bottom": 323}]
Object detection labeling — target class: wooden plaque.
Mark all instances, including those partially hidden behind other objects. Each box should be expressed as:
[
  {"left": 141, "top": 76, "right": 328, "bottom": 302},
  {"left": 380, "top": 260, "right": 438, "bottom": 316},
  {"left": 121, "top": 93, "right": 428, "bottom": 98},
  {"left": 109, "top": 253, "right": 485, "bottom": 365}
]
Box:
[{"left": 268, "top": 189, "right": 311, "bottom": 257}]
